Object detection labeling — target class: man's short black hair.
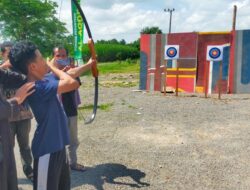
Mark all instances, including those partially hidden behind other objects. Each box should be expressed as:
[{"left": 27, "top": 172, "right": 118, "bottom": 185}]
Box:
[
  {"left": 9, "top": 41, "right": 38, "bottom": 75},
  {"left": 52, "top": 46, "right": 68, "bottom": 56},
  {"left": 0, "top": 41, "right": 14, "bottom": 53}
]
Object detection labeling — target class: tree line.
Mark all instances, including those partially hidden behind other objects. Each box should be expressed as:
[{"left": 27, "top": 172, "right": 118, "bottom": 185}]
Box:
[{"left": 0, "top": 0, "right": 162, "bottom": 61}]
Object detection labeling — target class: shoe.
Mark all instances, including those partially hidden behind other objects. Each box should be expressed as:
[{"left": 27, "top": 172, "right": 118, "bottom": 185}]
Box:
[
  {"left": 27, "top": 172, "right": 34, "bottom": 182},
  {"left": 70, "top": 163, "right": 86, "bottom": 172},
  {"left": 23, "top": 165, "right": 33, "bottom": 182}
]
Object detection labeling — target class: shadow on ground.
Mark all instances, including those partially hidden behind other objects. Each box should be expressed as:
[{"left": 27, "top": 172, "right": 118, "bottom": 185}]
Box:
[
  {"left": 18, "top": 178, "right": 32, "bottom": 185},
  {"left": 71, "top": 163, "right": 150, "bottom": 190}
]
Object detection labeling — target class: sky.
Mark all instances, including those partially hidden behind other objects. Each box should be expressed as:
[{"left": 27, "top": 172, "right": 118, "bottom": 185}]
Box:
[{"left": 54, "top": 0, "right": 250, "bottom": 43}]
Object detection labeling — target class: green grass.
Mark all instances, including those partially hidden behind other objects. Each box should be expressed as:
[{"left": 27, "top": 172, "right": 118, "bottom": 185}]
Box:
[
  {"left": 100, "top": 81, "right": 138, "bottom": 88},
  {"left": 128, "top": 105, "right": 137, "bottom": 109},
  {"left": 78, "top": 103, "right": 114, "bottom": 111},
  {"left": 99, "top": 60, "right": 140, "bottom": 74},
  {"left": 82, "top": 59, "right": 140, "bottom": 75}
]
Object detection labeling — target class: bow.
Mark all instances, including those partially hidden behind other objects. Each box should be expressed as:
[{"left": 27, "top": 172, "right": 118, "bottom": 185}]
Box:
[{"left": 72, "top": 0, "right": 99, "bottom": 124}]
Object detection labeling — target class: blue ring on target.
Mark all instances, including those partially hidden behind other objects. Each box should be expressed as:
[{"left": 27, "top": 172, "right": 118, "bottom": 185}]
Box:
[
  {"left": 166, "top": 47, "right": 177, "bottom": 58},
  {"left": 209, "top": 47, "right": 221, "bottom": 59}
]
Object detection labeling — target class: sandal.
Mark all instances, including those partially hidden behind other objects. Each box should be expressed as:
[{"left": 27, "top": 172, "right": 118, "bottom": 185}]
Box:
[
  {"left": 70, "top": 163, "right": 86, "bottom": 172},
  {"left": 26, "top": 172, "right": 34, "bottom": 182}
]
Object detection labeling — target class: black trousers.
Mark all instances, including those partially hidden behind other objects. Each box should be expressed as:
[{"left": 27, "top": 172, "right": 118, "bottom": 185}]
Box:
[
  {"left": 0, "top": 121, "right": 18, "bottom": 190},
  {"left": 33, "top": 148, "right": 70, "bottom": 190}
]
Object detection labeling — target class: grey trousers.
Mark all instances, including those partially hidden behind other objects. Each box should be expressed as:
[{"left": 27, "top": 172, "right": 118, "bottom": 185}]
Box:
[
  {"left": 10, "top": 119, "right": 33, "bottom": 176},
  {"left": 66, "top": 116, "right": 79, "bottom": 165}
]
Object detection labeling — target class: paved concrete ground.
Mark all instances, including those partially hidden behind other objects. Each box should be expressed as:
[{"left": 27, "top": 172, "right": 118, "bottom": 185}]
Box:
[{"left": 16, "top": 74, "right": 250, "bottom": 190}]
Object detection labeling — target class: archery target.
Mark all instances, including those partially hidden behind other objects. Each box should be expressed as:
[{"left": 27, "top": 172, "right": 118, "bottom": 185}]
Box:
[
  {"left": 165, "top": 45, "right": 179, "bottom": 60},
  {"left": 206, "top": 46, "right": 223, "bottom": 61}
]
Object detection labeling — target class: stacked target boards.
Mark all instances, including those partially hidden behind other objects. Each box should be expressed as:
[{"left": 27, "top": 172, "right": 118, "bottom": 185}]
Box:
[
  {"left": 206, "top": 45, "right": 224, "bottom": 99},
  {"left": 139, "top": 30, "right": 250, "bottom": 94},
  {"left": 164, "top": 45, "right": 180, "bottom": 96}
]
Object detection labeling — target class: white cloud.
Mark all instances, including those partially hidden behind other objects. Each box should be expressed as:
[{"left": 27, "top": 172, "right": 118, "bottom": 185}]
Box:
[{"left": 54, "top": 0, "right": 250, "bottom": 43}]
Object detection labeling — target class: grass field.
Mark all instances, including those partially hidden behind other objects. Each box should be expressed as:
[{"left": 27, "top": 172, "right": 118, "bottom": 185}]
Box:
[{"left": 83, "top": 59, "right": 140, "bottom": 75}]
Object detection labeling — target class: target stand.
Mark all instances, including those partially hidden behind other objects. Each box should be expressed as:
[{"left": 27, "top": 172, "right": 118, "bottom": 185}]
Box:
[
  {"left": 164, "top": 45, "right": 180, "bottom": 96},
  {"left": 206, "top": 45, "right": 224, "bottom": 99}
]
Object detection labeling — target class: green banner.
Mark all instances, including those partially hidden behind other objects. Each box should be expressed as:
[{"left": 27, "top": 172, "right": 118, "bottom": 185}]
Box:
[{"left": 71, "top": 0, "right": 84, "bottom": 63}]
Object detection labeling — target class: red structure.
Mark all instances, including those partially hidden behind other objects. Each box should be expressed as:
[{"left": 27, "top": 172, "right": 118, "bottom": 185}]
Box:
[
  {"left": 139, "top": 31, "right": 248, "bottom": 94},
  {"left": 196, "top": 32, "right": 231, "bottom": 93}
]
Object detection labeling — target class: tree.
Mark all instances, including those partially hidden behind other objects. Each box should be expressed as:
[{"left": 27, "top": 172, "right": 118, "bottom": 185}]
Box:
[
  {"left": 119, "top": 39, "right": 126, "bottom": 45},
  {"left": 0, "top": 0, "right": 69, "bottom": 56},
  {"left": 109, "top": 39, "right": 119, "bottom": 44},
  {"left": 129, "top": 39, "right": 140, "bottom": 50},
  {"left": 140, "top": 26, "right": 162, "bottom": 34},
  {"left": 96, "top": 39, "right": 126, "bottom": 45}
]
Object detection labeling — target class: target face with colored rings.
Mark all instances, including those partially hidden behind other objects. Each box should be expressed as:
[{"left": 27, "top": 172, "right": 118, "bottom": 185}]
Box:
[
  {"left": 209, "top": 48, "right": 221, "bottom": 59},
  {"left": 166, "top": 47, "right": 177, "bottom": 58},
  {"left": 206, "top": 45, "right": 223, "bottom": 61},
  {"left": 164, "top": 45, "right": 179, "bottom": 60}
]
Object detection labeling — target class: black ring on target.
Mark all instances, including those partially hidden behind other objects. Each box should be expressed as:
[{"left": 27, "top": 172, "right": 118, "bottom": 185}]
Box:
[
  {"left": 166, "top": 47, "right": 177, "bottom": 58},
  {"left": 209, "top": 47, "right": 221, "bottom": 59}
]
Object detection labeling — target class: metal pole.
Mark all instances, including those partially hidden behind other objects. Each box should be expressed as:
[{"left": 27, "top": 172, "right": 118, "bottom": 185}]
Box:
[
  {"left": 176, "top": 61, "right": 179, "bottom": 96},
  {"left": 164, "top": 8, "right": 175, "bottom": 34},
  {"left": 169, "top": 10, "right": 172, "bottom": 33},
  {"left": 164, "top": 61, "right": 167, "bottom": 96},
  {"left": 204, "top": 61, "right": 209, "bottom": 98},
  {"left": 218, "top": 61, "right": 223, "bottom": 100},
  {"left": 232, "top": 5, "right": 237, "bottom": 31}
]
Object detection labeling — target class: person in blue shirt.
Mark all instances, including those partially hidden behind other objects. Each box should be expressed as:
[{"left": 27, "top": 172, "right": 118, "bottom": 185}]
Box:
[{"left": 9, "top": 41, "right": 95, "bottom": 190}]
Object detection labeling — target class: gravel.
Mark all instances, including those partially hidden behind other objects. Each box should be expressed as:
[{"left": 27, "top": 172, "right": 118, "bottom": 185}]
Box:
[{"left": 16, "top": 73, "right": 250, "bottom": 190}]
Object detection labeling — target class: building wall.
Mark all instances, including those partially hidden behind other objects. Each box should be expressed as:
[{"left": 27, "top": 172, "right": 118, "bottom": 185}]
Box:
[
  {"left": 140, "top": 34, "right": 167, "bottom": 91},
  {"left": 196, "top": 33, "right": 231, "bottom": 93},
  {"left": 208, "top": 46, "right": 230, "bottom": 94},
  {"left": 233, "top": 30, "right": 250, "bottom": 93},
  {"left": 140, "top": 35, "right": 150, "bottom": 90},
  {"left": 139, "top": 30, "right": 250, "bottom": 94},
  {"left": 167, "top": 33, "right": 198, "bottom": 92}
]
